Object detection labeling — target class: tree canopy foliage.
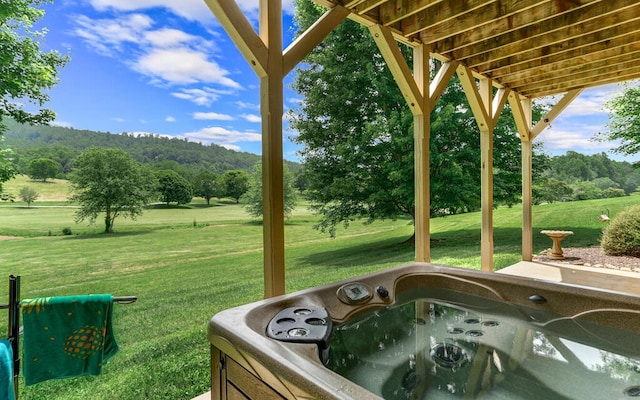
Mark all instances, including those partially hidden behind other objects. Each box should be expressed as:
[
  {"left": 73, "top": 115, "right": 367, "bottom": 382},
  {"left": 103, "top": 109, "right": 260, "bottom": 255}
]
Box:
[
  {"left": 289, "top": 1, "right": 542, "bottom": 236},
  {"left": 28, "top": 157, "right": 58, "bottom": 181},
  {"left": 193, "top": 170, "right": 223, "bottom": 206},
  {"left": 0, "top": 0, "right": 69, "bottom": 131},
  {"left": 599, "top": 83, "right": 640, "bottom": 156},
  {"left": 0, "top": 0, "right": 68, "bottom": 192},
  {"left": 535, "top": 151, "right": 640, "bottom": 202},
  {"left": 3, "top": 119, "right": 265, "bottom": 174},
  {"left": 242, "top": 162, "right": 298, "bottom": 219},
  {"left": 223, "top": 170, "right": 249, "bottom": 204},
  {"left": 156, "top": 169, "right": 193, "bottom": 205},
  {"left": 19, "top": 186, "right": 38, "bottom": 207},
  {"left": 70, "top": 147, "right": 158, "bottom": 233}
]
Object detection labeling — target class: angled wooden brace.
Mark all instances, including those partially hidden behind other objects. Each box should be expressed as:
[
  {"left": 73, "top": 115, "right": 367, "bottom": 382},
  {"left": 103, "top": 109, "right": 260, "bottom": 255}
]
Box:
[
  {"left": 204, "top": 0, "right": 269, "bottom": 77},
  {"left": 284, "top": 6, "right": 349, "bottom": 75}
]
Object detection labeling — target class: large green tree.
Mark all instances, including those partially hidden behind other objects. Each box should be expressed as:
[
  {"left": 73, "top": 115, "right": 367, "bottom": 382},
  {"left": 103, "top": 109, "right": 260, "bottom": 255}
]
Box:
[
  {"left": 223, "top": 170, "right": 249, "bottom": 204},
  {"left": 1, "top": 0, "right": 68, "bottom": 191},
  {"left": 242, "top": 161, "right": 298, "bottom": 219},
  {"left": 1, "top": 0, "right": 68, "bottom": 129},
  {"left": 289, "top": 1, "right": 535, "bottom": 236},
  {"left": 70, "top": 147, "right": 157, "bottom": 233},
  {"left": 193, "top": 170, "right": 223, "bottom": 205},
  {"left": 600, "top": 83, "right": 640, "bottom": 156},
  {"left": 27, "top": 157, "right": 58, "bottom": 181},
  {"left": 156, "top": 169, "right": 193, "bottom": 205}
]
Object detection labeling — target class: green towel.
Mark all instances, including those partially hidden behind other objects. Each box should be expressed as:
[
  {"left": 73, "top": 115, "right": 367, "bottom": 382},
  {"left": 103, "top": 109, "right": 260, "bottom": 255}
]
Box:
[{"left": 21, "top": 294, "right": 119, "bottom": 386}]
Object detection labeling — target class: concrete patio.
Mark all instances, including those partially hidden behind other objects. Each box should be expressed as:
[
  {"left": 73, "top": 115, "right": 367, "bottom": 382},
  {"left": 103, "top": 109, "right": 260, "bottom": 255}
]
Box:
[{"left": 499, "top": 260, "right": 640, "bottom": 296}]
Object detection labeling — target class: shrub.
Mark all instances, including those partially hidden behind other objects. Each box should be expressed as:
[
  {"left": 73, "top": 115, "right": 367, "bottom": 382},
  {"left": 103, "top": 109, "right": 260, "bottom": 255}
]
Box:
[
  {"left": 602, "top": 187, "right": 626, "bottom": 198},
  {"left": 62, "top": 227, "right": 73, "bottom": 235},
  {"left": 601, "top": 206, "right": 640, "bottom": 257}
]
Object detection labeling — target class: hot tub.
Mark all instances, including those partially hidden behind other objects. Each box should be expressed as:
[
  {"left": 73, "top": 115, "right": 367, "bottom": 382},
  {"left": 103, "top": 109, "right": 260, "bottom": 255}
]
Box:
[{"left": 207, "top": 263, "right": 640, "bottom": 399}]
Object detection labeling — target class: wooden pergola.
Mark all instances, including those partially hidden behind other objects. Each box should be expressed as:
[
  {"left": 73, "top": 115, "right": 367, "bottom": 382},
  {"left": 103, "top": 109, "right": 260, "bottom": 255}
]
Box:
[{"left": 204, "top": 0, "right": 640, "bottom": 298}]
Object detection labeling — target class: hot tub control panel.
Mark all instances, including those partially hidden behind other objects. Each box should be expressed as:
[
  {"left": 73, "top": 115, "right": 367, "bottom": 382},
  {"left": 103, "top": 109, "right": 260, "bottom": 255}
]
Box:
[{"left": 337, "top": 282, "right": 373, "bottom": 304}]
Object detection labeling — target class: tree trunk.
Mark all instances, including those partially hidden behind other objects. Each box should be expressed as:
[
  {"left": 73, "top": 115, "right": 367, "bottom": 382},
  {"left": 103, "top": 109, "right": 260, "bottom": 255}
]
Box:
[{"left": 104, "top": 208, "right": 113, "bottom": 233}]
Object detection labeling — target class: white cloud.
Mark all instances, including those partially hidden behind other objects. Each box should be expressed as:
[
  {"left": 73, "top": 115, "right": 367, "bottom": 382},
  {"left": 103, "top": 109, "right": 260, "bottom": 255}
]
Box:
[
  {"left": 171, "top": 87, "right": 233, "bottom": 106},
  {"left": 193, "top": 112, "right": 234, "bottom": 121},
  {"left": 71, "top": 13, "right": 241, "bottom": 89},
  {"left": 165, "top": 116, "right": 176, "bottom": 122},
  {"left": 89, "top": 0, "right": 213, "bottom": 22},
  {"left": 73, "top": 14, "right": 153, "bottom": 56},
  {"left": 183, "top": 126, "right": 261, "bottom": 147},
  {"left": 133, "top": 47, "right": 241, "bottom": 87},
  {"left": 88, "top": 0, "right": 296, "bottom": 23},
  {"left": 51, "top": 120, "right": 74, "bottom": 128},
  {"left": 240, "top": 113, "right": 261, "bottom": 123},
  {"left": 220, "top": 144, "right": 241, "bottom": 151},
  {"left": 144, "top": 28, "right": 198, "bottom": 47},
  {"left": 235, "top": 100, "right": 259, "bottom": 110}
]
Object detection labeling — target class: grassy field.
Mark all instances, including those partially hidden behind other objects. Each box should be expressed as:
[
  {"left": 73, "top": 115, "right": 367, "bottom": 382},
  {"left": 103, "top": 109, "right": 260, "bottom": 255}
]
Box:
[{"left": 0, "top": 176, "right": 637, "bottom": 399}]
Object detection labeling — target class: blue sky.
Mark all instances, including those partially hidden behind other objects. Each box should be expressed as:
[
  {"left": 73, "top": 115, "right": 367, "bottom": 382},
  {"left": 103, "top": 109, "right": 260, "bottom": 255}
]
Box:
[{"left": 35, "top": 0, "right": 639, "bottom": 163}]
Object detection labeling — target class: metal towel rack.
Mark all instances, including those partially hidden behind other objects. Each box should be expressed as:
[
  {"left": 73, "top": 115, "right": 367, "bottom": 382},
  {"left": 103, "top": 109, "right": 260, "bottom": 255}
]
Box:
[{"left": 1, "top": 275, "right": 137, "bottom": 400}]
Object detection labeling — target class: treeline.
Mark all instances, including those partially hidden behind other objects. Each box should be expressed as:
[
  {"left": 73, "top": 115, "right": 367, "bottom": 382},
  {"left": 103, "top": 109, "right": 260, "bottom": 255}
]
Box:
[
  {"left": 1, "top": 119, "right": 300, "bottom": 177},
  {"left": 535, "top": 151, "right": 640, "bottom": 203}
]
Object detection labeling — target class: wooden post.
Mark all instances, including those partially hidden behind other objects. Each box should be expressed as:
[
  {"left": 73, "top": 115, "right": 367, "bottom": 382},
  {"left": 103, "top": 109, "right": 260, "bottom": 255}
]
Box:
[
  {"left": 414, "top": 44, "right": 431, "bottom": 262},
  {"left": 205, "top": 0, "right": 347, "bottom": 298},
  {"left": 457, "top": 67, "right": 508, "bottom": 272},
  {"left": 259, "top": 0, "right": 285, "bottom": 298},
  {"left": 522, "top": 139, "right": 534, "bottom": 261},
  {"left": 511, "top": 90, "right": 582, "bottom": 262},
  {"left": 369, "top": 26, "right": 455, "bottom": 263}
]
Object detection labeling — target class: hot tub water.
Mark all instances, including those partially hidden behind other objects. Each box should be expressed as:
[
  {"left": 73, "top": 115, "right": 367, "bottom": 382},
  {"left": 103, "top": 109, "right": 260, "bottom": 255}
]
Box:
[{"left": 330, "top": 288, "right": 640, "bottom": 399}]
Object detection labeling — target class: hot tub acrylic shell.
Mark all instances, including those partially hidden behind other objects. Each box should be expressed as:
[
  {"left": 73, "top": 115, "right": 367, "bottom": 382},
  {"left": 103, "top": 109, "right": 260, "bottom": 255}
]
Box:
[{"left": 207, "top": 262, "right": 640, "bottom": 400}]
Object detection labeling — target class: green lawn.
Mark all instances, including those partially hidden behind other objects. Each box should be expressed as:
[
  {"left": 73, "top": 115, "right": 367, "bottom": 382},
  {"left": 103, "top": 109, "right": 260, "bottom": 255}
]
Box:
[{"left": 0, "top": 185, "right": 637, "bottom": 399}]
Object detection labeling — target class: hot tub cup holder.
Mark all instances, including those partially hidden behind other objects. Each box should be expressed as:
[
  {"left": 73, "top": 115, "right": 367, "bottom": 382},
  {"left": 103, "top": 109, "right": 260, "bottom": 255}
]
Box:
[{"left": 266, "top": 306, "right": 333, "bottom": 366}]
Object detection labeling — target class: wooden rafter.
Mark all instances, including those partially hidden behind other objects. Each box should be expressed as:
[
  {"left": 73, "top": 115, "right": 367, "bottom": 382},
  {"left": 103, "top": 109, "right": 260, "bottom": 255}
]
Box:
[{"left": 312, "top": 0, "right": 640, "bottom": 100}]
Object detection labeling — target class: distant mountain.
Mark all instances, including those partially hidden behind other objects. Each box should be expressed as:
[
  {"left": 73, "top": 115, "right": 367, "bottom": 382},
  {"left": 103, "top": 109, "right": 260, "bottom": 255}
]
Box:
[{"left": 2, "top": 119, "right": 299, "bottom": 174}]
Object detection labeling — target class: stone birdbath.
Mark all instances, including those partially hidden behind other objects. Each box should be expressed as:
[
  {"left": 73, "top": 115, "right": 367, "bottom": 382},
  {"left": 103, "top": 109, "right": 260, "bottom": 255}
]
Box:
[{"left": 540, "top": 230, "right": 574, "bottom": 260}]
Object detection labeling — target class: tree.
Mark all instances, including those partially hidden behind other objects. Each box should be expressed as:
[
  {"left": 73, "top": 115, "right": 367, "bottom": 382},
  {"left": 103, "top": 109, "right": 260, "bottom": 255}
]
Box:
[
  {"left": 533, "top": 178, "right": 573, "bottom": 204},
  {"left": 0, "top": 148, "right": 16, "bottom": 193},
  {"left": 28, "top": 157, "right": 58, "bottom": 181},
  {"left": 223, "top": 170, "right": 249, "bottom": 204},
  {"left": 571, "top": 181, "right": 602, "bottom": 200},
  {"left": 19, "top": 186, "right": 38, "bottom": 207},
  {"left": 70, "top": 147, "right": 157, "bottom": 233},
  {"left": 242, "top": 162, "right": 298, "bottom": 219},
  {"left": 1, "top": 0, "right": 69, "bottom": 131},
  {"left": 156, "top": 169, "right": 193, "bottom": 205},
  {"left": 0, "top": 0, "right": 68, "bottom": 192},
  {"left": 193, "top": 170, "right": 223, "bottom": 205},
  {"left": 599, "top": 83, "right": 640, "bottom": 156},
  {"left": 289, "top": 1, "right": 537, "bottom": 236}
]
